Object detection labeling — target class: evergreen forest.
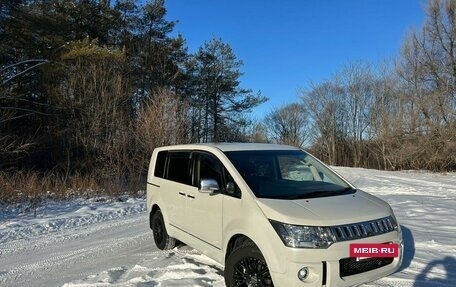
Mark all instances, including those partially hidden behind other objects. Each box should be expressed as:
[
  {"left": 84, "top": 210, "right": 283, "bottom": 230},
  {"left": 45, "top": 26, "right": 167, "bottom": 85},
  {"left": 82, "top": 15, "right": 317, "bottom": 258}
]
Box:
[{"left": 1, "top": 0, "right": 455, "bottom": 203}]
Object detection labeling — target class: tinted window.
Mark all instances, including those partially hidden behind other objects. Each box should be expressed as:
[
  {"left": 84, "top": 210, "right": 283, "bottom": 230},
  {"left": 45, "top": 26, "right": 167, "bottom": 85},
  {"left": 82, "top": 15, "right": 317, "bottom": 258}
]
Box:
[
  {"left": 223, "top": 168, "right": 241, "bottom": 198},
  {"left": 196, "top": 153, "right": 223, "bottom": 187},
  {"left": 194, "top": 152, "right": 241, "bottom": 198},
  {"left": 225, "top": 150, "right": 354, "bottom": 199},
  {"left": 154, "top": 151, "right": 168, "bottom": 178},
  {"left": 166, "top": 151, "right": 192, "bottom": 185}
]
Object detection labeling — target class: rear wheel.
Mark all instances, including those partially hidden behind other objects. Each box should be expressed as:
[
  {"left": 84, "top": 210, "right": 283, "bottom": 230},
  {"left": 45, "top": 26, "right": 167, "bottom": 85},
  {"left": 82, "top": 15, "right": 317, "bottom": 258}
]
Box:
[
  {"left": 225, "top": 241, "right": 274, "bottom": 287},
  {"left": 151, "top": 209, "right": 176, "bottom": 250}
]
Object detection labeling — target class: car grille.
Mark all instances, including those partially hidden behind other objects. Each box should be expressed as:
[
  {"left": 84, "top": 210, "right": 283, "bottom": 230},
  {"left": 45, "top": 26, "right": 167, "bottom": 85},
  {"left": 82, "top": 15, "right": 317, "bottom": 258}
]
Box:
[
  {"left": 339, "top": 257, "right": 394, "bottom": 277},
  {"left": 330, "top": 216, "right": 396, "bottom": 241}
]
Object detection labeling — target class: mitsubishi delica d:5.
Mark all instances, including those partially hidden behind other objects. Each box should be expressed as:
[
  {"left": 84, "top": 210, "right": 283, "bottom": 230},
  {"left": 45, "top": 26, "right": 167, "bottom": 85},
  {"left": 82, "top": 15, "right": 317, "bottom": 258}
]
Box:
[{"left": 146, "top": 143, "right": 403, "bottom": 287}]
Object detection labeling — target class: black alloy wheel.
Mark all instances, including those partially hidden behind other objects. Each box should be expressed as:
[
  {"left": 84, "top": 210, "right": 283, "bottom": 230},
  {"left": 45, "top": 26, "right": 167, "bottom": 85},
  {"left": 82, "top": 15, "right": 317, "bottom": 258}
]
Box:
[
  {"left": 151, "top": 209, "right": 176, "bottom": 250},
  {"left": 225, "top": 243, "right": 274, "bottom": 287}
]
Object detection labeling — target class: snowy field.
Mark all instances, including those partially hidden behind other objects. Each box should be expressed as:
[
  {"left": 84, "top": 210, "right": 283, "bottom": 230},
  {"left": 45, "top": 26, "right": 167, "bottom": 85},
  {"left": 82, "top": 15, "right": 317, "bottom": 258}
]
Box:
[{"left": 0, "top": 167, "right": 455, "bottom": 287}]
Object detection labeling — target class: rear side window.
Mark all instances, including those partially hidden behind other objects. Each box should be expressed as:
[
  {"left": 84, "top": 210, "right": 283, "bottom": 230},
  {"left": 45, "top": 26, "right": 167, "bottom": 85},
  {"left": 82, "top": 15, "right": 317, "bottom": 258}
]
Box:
[
  {"left": 154, "top": 151, "right": 168, "bottom": 178},
  {"left": 166, "top": 151, "right": 192, "bottom": 185}
]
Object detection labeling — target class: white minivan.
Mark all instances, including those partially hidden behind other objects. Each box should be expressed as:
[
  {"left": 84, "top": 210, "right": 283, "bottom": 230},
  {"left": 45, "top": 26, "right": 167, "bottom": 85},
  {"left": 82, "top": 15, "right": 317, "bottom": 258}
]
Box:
[{"left": 147, "top": 143, "right": 403, "bottom": 287}]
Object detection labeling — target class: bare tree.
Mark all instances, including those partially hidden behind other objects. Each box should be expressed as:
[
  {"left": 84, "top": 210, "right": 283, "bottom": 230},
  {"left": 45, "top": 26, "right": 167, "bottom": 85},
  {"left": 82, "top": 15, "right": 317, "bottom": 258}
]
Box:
[
  {"left": 50, "top": 39, "right": 134, "bottom": 177},
  {"left": 337, "top": 62, "right": 375, "bottom": 167},
  {"left": 266, "top": 103, "right": 310, "bottom": 147},
  {"left": 302, "top": 81, "right": 348, "bottom": 165},
  {"left": 135, "top": 87, "right": 189, "bottom": 155},
  {"left": 396, "top": 0, "right": 456, "bottom": 170},
  {"left": 368, "top": 63, "right": 403, "bottom": 170},
  {"left": 246, "top": 121, "right": 270, "bottom": 143},
  {"left": 0, "top": 65, "right": 41, "bottom": 167},
  {"left": 399, "top": 0, "right": 456, "bottom": 127}
]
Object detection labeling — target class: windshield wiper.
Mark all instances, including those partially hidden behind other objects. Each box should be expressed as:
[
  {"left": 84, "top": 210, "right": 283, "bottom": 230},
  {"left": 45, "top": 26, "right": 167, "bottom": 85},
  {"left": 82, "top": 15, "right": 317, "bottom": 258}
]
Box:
[
  {"left": 341, "top": 187, "right": 356, "bottom": 193},
  {"left": 281, "top": 188, "right": 356, "bottom": 200},
  {"left": 282, "top": 190, "right": 335, "bottom": 200}
]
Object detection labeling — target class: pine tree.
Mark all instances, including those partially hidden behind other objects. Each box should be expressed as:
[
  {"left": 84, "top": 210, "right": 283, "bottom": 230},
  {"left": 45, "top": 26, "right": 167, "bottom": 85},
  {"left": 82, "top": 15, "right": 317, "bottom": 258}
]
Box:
[{"left": 191, "top": 38, "right": 267, "bottom": 142}]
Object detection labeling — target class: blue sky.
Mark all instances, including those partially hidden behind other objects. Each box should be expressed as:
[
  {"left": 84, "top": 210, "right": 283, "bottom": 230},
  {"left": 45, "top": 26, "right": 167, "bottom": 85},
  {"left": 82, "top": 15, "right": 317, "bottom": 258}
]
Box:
[{"left": 164, "top": 0, "right": 427, "bottom": 118}]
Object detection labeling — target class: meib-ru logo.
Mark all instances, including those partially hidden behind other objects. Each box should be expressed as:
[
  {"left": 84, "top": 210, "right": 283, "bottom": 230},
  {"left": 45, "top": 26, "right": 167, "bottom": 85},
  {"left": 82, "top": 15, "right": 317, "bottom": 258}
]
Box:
[{"left": 350, "top": 243, "right": 399, "bottom": 259}]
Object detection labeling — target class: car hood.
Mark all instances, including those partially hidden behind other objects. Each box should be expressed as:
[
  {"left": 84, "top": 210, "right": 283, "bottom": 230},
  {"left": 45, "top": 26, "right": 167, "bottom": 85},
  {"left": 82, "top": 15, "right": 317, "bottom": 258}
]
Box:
[{"left": 256, "top": 190, "right": 392, "bottom": 226}]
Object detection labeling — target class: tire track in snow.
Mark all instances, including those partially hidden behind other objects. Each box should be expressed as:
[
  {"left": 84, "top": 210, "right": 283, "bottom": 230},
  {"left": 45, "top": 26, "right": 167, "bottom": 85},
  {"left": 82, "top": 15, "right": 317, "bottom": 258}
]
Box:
[
  {"left": 0, "top": 212, "right": 152, "bottom": 287},
  {"left": 0, "top": 211, "right": 146, "bottom": 255}
]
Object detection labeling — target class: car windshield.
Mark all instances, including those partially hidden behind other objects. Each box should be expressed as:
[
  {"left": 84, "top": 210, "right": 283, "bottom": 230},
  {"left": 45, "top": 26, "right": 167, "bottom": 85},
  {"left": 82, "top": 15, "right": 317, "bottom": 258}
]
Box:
[{"left": 224, "top": 150, "right": 355, "bottom": 199}]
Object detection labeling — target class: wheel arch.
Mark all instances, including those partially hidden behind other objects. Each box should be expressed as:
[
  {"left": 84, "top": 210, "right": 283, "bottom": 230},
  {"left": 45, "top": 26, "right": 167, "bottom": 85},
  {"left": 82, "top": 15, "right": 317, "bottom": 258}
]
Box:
[
  {"left": 149, "top": 204, "right": 161, "bottom": 230},
  {"left": 224, "top": 234, "right": 275, "bottom": 287},
  {"left": 225, "top": 234, "right": 256, "bottom": 263},
  {"left": 224, "top": 230, "right": 285, "bottom": 274}
]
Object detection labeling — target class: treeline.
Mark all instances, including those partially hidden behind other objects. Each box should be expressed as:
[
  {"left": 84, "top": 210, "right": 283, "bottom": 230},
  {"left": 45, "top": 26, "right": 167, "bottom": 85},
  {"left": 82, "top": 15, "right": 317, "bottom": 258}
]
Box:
[
  {"left": 0, "top": 0, "right": 266, "bottom": 201},
  {"left": 1, "top": 0, "right": 455, "bottom": 203},
  {"left": 265, "top": 0, "right": 455, "bottom": 171}
]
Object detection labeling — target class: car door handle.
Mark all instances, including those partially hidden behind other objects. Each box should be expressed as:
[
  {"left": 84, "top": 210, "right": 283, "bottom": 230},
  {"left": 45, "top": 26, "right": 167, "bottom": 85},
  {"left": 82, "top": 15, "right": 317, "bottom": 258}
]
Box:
[
  {"left": 178, "top": 192, "right": 186, "bottom": 196},
  {"left": 187, "top": 194, "right": 195, "bottom": 199}
]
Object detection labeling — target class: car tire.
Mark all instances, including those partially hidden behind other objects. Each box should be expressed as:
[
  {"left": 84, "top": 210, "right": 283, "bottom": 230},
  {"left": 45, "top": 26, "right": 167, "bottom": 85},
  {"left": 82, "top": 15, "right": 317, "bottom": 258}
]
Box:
[
  {"left": 151, "top": 209, "right": 176, "bottom": 250},
  {"left": 225, "top": 241, "right": 274, "bottom": 287}
]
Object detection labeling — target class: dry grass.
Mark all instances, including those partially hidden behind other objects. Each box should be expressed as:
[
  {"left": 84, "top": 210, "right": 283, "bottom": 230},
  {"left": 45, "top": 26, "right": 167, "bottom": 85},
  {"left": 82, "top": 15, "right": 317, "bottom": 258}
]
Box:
[{"left": 0, "top": 171, "right": 142, "bottom": 205}]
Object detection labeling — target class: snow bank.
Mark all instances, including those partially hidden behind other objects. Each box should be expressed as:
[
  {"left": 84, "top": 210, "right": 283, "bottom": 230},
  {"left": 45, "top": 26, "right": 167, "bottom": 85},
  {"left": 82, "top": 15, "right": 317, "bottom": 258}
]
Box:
[
  {"left": 62, "top": 246, "right": 225, "bottom": 287},
  {"left": 0, "top": 197, "right": 146, "bottom": 244}
]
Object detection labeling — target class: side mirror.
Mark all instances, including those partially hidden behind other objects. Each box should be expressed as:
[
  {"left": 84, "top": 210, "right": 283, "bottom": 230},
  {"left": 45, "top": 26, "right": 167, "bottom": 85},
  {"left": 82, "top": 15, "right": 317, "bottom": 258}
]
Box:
[{"left": 199, "top": 178, "right": 220, "bottom": 194}]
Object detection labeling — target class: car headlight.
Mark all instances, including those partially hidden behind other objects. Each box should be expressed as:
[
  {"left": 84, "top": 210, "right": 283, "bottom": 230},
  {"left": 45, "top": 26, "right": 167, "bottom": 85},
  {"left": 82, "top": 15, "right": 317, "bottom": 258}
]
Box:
[{"left": 270, "top": 220, "right": 335, "bottom": 248}]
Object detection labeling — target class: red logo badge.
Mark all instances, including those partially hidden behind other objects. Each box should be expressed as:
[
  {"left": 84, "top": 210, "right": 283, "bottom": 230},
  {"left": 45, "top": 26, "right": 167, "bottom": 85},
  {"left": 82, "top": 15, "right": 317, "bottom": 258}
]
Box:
[{"left": 350, "top": 243, "right": 399, "bottom": 258}]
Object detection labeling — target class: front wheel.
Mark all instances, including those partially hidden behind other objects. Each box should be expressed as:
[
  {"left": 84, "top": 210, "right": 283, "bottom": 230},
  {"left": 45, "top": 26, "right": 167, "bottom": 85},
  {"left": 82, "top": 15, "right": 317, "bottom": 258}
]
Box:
[
  {"left": 225, "top": 243, "right": 274, "bottom": 287},
  {"left": 151, "top": 209, "right": 176, "bottom": 250}
]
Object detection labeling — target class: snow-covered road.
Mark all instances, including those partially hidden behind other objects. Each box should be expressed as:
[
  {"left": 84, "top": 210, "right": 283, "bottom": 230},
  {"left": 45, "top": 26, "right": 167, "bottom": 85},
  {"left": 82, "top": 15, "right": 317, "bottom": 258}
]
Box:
[
  {"left": 0, "top": 167, "right": 455, "bottom": 287},
  {"left": 0, "top": 199, "right": 225, "bottom": 287},
  {"left": 1, "top": 213, "right": 150, "bottom": 286}
]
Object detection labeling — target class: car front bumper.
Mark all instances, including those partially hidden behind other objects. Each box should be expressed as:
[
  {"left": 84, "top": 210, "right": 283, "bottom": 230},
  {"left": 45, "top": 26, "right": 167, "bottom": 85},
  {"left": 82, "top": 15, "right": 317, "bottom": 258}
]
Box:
[{"left": 269, "top": 230, "right": 403, "bottom": 287}]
